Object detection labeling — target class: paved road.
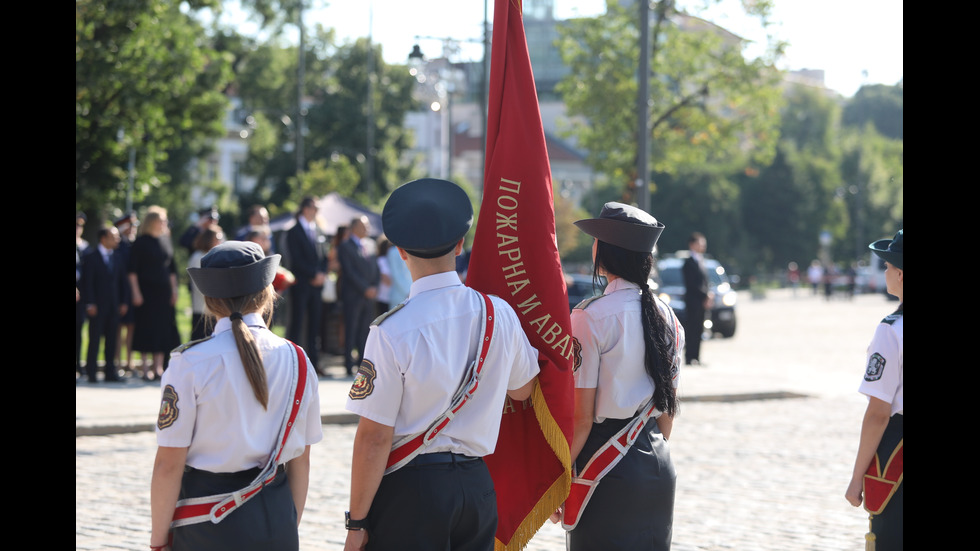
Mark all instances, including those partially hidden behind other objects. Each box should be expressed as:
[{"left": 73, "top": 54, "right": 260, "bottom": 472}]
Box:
[{"left": 77, "top": 288, "right": 895, "bottom": 550}]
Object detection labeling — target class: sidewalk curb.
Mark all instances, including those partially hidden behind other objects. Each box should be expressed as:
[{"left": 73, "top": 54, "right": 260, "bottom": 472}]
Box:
[{"left": 75, "top": 393, "right": 809, "bottom": 437}]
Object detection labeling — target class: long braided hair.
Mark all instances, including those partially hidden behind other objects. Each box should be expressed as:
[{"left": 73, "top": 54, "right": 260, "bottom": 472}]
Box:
[{"left": 594, "top": 240, "right": 679, "bottom": 417}]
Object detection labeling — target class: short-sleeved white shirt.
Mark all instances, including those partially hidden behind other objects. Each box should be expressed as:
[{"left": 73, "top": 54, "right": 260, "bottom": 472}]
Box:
[
  {"left": 156, "top": 313, "right": 323, "bottom": 472},
  {"left": 345, "top": 271, "right": 539, "bottom": 457},
  {"left": 858, "top": 308, "right": 903, "bottom": 416},
  {"left": 570, "top": 278, "right": 683, "bottom": 423}
]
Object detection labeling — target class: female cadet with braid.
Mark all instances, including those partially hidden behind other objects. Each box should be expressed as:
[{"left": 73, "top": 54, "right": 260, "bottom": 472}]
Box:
[
  {"left": 561, "top": 202, "right": 684, "bottom": 551},
  {"left": 150, "top": 241, "right": 322, "bottom": 551}
]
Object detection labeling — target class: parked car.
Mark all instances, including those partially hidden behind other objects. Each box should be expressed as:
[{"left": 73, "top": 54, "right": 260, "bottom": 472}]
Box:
[
  {"left": 655, "top": 255, "right": 738, "bottom": 338},
  {"left": 565, "top": 273, "right": 606, "bottom": 312}
]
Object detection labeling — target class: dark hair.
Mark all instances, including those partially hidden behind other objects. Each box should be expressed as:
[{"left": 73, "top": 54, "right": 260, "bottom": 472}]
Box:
[
  {"left": 593, "top": 240, "right": 679, "bottom": 417},
  {"left": 96, "top": 227, "right": 113, "bottom": 241},
  {"left": 192, "top": 226, "right": 222, "bottom": 253},
  {"left": 297, "top": 196, "right": 316, "bottom": 216},
  {"left": 377, "top": 235, "right": 391, "bottom": 256}
]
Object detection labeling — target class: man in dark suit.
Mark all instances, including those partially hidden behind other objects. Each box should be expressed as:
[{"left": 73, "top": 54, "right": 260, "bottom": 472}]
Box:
[
  {"left": 286, "top": 197, "right": 328, "bottom": 374},
  {"left": 338, "top": 215, "right": 380, "bottom": 375},
  {"left": 682, "top": 232, "right": 712, "bottom": 365},
  {"left": 80, "top": 226, "right": 130, "bottom": 382}
]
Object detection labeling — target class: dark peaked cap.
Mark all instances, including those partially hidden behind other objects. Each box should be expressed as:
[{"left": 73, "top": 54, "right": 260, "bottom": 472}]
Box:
[
  {"left": 187, "top": 241, "right": 281, "bottom": 298},
  {"left": 869, "top": 229, "right": 903, "bottom": 270},
  {"left": 382, "top": 178, "right": 473, "bottom": 258},
  {"left": 574, "top": 202, "right": 665, "bottom": 253}
]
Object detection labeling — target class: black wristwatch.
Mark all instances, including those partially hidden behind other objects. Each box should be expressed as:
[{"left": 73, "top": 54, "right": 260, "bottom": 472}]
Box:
[{"left": 345, "top": 511, "right": 368, "bottom": 531}]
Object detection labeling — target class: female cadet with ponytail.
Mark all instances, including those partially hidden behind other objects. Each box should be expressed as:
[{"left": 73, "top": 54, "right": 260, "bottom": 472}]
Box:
[
  {"left": 150, "top": 241, "right": 322, "bottom": 551},
  {"left": 562, "top": 202, "right": 683, "bottom": 551}
]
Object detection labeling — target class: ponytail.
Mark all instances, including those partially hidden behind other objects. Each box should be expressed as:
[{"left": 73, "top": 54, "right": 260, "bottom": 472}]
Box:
[{"left": 204, "top": 286, "right": 276, "bottom": 409}]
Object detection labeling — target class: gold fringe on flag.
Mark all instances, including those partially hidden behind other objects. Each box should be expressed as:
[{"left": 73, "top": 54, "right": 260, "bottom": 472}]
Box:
[{"left": 494, "top": 382, "right": 572, "bottom": 551}]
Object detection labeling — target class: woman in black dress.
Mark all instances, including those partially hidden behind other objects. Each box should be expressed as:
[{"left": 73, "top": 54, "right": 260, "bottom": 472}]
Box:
[{"left": 128, "top": 206, "right": 181, "bottom": 381}]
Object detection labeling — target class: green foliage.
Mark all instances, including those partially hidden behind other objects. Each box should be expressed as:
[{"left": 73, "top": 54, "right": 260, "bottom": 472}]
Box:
[
  {"left": 76, "top": 0, "right": 232, "bottom": 223},
  {"left": 231, "top": 30, "right": 418, "bottom": 209},
  {"left": 555, "top": 0, "right": 784, "bottom": 191},
  {"left": 843, "top": 82, "right": 903, "bottom": 140},
  {"left": 288, "top": 157, "right": 362, "bottom": 209}
]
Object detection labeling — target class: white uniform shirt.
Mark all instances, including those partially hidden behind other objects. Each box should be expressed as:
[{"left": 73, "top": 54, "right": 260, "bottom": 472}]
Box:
[
  {"left": 858, "top": 308, "right": 903, "bottom": 416},
  {"left": 345, "top": 271, "right": 539, "bottom": 457},
  {"left": 571, "top": 278, "right": 683, "bottom": 423},
  {"left": 156, "top": 313, "right": 323, "bottom": 472}
]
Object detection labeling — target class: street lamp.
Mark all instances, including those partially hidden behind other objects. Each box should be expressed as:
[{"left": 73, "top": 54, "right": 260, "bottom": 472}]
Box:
[{"left": 407, "top": 33, "right": 487, "bottom": 186}]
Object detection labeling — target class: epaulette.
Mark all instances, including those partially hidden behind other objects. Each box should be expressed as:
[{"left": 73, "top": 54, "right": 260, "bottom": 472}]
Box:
[
  {"left": 372, "top": 303, "right": 405, "bottom": 326},
  {"left": 881, "top": 313, "right": 902, "bottom": 326},
  {"left": 881, "top": 304, "right": 903, "bottom": 325},
  {"left": 171, "top": 335, "right": 214, "bottom": 355},
  {"left": 574, "top": 294, "right": 607, "bottom": 310}
]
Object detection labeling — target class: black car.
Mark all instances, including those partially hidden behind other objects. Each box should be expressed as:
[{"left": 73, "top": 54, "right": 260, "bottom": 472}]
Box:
[
  {"left": 565, "top": 273, "right": 606, "bottom": 312},
  {"left": 655, "top": 255, "right": 737, "bottom": 338}
]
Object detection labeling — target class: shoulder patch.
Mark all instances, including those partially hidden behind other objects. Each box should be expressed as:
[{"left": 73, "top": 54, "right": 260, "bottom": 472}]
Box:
[
  {"left": 574, "top": 294, "right": 607, "bottom": 310},
  {"left": 171, "top": 335, "right": 214, "bottom": 355},
  {"left": 372, "top": 303, "right": 405, "bottom": 326},
  {"left": 865, "top": 352, "right": 886, "bottom": 381},
  {"left": 572, "top": 337, "right": 583, "bottom": 372},
  {"left": 157, "top": 384, "right": 180, "bottom": 430},
  {"left": 349, "top": 359, "right": 377, "bottom": 400},
  {"left": 881, "top": 313, "right": 901, "bottom": 325}
]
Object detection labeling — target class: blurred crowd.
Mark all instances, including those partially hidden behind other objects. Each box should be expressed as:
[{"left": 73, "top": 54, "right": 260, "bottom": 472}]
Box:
[{"left": 75, "top": 196, "right": 428, "bottom": 383}]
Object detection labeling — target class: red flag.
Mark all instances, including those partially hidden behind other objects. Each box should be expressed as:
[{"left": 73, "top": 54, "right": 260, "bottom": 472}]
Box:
[{"left": 466, "top": 1, "right": 574, "bottom": 548}]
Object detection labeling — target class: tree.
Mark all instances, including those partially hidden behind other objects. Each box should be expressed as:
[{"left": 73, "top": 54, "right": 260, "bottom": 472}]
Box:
[
  {"left": 737, "top": 84, "right": 844, "bottom": 274},
  {"left": 836, "top": 125, "right": 903, "bottom": 262},
  {"left": 229, "top": 30, "right": 418, "bottom": 211},
  {"left": 76, "top": 0, "right": 233, "bottom": 225},
  {"left": 843, "top": 82, "right": 903, "bottom": 140},
  {"left": 555, "top": 0, "right": 784, "bottom": 199}
]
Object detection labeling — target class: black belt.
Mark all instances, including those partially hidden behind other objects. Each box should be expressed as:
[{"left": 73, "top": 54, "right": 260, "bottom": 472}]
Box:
[
  {"left": 406, "top": 452, "right": 481, "bottom": 467},
  {"left": 184, "top": 464, "right": 286, "bottom": 477}
]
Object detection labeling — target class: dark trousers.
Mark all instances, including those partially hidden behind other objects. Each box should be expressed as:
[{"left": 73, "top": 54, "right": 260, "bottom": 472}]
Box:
[
  {"left": 76, "top": 301, "right": 86, "bottom": 373},
  {"left": 287, "top": 283, "right": 322, "bottom": 370},
  {"left": 684, "top": 305, "right": 705, "bottom": 362},
  {"left": 86, "top": 309, "right": 120, "bottom": 381},
  {"left": 366, "top": 454, "right": 497, "bottom": 551},
  {"left": 172, "top": 466, "right": 297, "bottom": 551},
  {"left": 342, "top": 294, "right": 375, "bottom": 373}
]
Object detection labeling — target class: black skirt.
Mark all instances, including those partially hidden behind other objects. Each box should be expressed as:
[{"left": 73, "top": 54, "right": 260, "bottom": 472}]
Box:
[
  {"left": 568, "top": 416, "right": 676, "bottom": 551},
  {"left": 870, "top": 414, "right": 903, "bottom": 550},
  {"left": 171, "top": 466, "right": 298, "bottom": 551}
]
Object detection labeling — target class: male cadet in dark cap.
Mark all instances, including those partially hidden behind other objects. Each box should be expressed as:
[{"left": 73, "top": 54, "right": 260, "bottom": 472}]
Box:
[{"left": 343, "top": 178, "right": 540, "bottom": 551}]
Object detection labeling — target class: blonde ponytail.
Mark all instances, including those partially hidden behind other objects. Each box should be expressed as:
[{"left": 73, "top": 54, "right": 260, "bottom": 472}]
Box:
[{"left": 204, "top": 286, "right": 276, "bottom": 409}]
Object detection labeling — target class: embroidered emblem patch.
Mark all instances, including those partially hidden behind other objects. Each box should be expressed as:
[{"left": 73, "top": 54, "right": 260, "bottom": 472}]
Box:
[
  {"left": 572, "top": 337, "right": 582, "bottom": 372},
  {"left": 349, "top": 359, "right": 377, "bottom": 400},
  {"left": 865, "top": 353, "right": 886, "bottom": 381},
  {"left": 157, "top": 384, "right": 179, "bottom": 430}
]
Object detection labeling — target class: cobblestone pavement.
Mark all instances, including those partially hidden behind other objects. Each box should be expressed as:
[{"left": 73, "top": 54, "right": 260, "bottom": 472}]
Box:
[{"left": 77, "top": 288, "right": 893, "bottom": 550}]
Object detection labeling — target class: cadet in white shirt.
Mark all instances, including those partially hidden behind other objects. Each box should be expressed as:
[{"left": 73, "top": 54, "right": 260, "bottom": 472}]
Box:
[
  {"left": 343, "top": 178, "right": 539, "bottom": 551},
  {"left": 846, "top": 229, "right": 903, "bottom": 550},
  {"left": 150, "top": 241, "right": 322, "bottom": 551},
  {"left": 564, "top": 202, "right": 682, "bottom": 551}
]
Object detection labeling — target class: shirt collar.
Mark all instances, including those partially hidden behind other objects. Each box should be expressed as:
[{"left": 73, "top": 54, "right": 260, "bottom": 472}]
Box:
[
  {"left": 408, "top": 271, "right": 463, "bottom": 299},
  {"left": 213, "top": 312, "right": 268, "bottom": 334},
  {"left": 604, "top": 277, "right": 641, "bottom": 295},
  {"left": 299, "top": 216, "right": 316, "bottom": 232}
]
